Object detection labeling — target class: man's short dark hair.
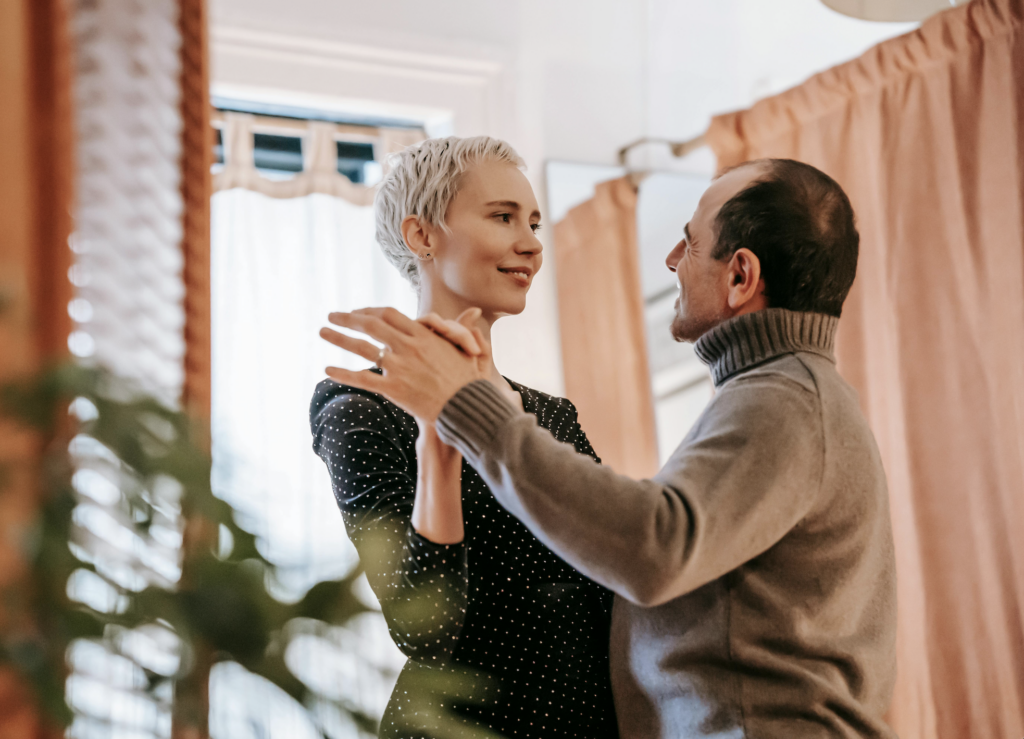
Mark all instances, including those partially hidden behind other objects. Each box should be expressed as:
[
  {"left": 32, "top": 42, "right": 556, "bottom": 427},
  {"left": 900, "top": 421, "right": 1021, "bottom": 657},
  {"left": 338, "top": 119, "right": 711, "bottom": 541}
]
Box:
[{"left": 712, "top": 159, "right": 859, "bottom": 318}]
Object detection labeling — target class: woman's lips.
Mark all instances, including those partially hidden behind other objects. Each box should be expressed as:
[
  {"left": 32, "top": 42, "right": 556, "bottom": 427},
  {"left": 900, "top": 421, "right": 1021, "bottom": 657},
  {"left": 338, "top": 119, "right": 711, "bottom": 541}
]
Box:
[{"left": 498, "top": 268, "right": 531, "bottom": 286}]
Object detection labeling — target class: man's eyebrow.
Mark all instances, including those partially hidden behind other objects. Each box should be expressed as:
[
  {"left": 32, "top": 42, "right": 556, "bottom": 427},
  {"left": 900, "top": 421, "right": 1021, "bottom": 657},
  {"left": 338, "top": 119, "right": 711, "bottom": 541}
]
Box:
[{"left": 485, "top": 200, "right": 542, "bottom": 220}]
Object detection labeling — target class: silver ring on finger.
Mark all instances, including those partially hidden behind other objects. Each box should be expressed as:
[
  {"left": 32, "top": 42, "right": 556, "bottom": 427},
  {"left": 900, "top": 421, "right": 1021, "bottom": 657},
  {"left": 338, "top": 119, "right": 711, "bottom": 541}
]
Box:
[{"left": 375, "top": 346, "right": 387, "bottom": 370}]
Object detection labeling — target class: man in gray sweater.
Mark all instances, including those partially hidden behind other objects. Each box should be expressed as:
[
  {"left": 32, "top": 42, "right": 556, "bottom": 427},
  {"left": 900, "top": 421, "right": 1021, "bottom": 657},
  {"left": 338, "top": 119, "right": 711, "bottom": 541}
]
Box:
[{"left": 323, "top": 159, "right": 898, "bottom": 738}]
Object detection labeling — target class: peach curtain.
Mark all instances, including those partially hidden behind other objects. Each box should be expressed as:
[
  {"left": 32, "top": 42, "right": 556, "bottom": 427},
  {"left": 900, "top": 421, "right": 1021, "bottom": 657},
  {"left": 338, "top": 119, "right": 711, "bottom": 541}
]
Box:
[
  {"left": 553, "top": 178, "right": 659, "bottom": 479},
  {"left": 706, "top": 1, "right": 1024, "bottom": 738}
]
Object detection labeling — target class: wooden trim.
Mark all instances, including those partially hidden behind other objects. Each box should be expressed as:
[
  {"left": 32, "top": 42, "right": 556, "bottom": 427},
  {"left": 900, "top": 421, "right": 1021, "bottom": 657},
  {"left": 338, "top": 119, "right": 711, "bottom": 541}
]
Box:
[
  {"left": 175, "top": 4, "right": 215, "bottom": 736},
  {"left": 179, "top": 0, "right": 213, "bottom": 423},
  {"left": 29, "top": 0, "right": 74, "bottom": 364},
  {"left": 0, "top": 0, "right": 74, "bottom": 735}
]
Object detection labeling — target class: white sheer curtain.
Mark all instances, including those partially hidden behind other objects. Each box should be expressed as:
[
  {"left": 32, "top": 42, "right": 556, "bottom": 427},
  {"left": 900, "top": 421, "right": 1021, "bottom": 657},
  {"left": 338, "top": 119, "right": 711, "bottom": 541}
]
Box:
[{"left": 209, "top": 187, "right": 416, "bottom": 734}]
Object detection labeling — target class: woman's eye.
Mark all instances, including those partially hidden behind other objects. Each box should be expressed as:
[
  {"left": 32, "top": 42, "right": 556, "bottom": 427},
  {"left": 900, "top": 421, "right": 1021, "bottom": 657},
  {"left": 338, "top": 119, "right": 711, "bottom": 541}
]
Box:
[
  {"left": 531, "top": 223, "right": 542, "bottom": 233},
  {"left": 498, "top": 213, "right": 511, "bottom": 223}
]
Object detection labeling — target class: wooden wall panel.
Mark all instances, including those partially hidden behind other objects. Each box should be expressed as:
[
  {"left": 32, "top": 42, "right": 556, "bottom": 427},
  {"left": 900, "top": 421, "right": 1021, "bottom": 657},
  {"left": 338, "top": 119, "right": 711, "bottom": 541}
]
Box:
[
  {"left": 0, "top": 0, "right": 75, "bottom": 734},
  {"left": 180, "top": 0, "right": 213, "bottom": 422}
]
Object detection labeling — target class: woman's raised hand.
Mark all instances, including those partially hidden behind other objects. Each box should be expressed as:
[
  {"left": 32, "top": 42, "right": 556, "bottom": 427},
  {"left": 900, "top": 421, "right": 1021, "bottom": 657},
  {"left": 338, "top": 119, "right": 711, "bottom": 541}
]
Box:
[
  {"left": 320, "top": 307, "right": 489, "bottom": 422},
  {"left": 418, "top": 307, "right": 488, "bottom": 357}
]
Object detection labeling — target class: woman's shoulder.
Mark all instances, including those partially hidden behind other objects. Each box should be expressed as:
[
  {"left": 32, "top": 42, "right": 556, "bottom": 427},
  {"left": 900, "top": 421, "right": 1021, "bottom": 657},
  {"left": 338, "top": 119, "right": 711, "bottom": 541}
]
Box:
[
  {"left": 508, "top": 379, "right": 577, "bottom": 412},
  {"left": 507, "top": 379, "right": 600, "bottom": 462},
  {"left": 508, "top": 380, "right": 582, "bottom": 436},
  {"left": 309, "top": 376, "right": 415, "bottom": 439}
]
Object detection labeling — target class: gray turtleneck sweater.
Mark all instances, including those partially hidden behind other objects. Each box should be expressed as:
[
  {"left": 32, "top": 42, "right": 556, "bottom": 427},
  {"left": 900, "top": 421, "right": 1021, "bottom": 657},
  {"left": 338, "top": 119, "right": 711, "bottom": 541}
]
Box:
[{"left": 436, "top": 309, "right": 897, "bottom": 739}]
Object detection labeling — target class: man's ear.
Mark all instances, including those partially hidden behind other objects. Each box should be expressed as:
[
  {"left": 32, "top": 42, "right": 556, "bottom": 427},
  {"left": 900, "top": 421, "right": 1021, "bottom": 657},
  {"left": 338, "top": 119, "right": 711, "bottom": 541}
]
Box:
[
  {"left": 727, "top": 248, "right": 766, "bottom": 311},
  {"left": 401, "top": 215, "right": 433, "bottom": 259}
]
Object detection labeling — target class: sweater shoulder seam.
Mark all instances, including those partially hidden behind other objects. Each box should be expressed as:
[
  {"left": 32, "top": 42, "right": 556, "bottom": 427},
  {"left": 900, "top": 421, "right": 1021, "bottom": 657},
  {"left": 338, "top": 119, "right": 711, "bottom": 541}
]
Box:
[{"left": 792, "top": 354, "right": 829, "bottom": 511}]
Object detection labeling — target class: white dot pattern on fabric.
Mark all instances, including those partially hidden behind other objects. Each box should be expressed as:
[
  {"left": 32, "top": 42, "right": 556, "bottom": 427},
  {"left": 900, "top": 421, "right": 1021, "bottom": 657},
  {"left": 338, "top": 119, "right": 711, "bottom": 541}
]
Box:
[{"left": 310, "top": 376, "right": 619, "bottom": 739}]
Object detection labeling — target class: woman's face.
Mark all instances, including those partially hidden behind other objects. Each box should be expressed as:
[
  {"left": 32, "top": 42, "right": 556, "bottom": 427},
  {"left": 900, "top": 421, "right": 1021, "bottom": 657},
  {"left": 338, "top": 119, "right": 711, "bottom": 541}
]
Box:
[{"left": 419, "top": 159, "right": 543, "bottom": 318}]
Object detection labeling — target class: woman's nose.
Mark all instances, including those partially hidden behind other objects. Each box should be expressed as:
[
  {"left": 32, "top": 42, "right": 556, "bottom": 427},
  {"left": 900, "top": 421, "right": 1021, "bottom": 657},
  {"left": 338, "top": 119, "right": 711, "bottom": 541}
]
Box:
[{"left": 517, "top": 229, "right": 543, "bottom": 255}]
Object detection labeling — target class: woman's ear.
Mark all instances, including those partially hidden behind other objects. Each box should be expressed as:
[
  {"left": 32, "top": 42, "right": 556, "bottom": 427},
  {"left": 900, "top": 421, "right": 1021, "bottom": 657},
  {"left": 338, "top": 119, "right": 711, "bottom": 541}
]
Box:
[
  {"left": 727, "top": 248, "right": 766, "bottom": 311},
  {"left": 401, "top": 215, "right": 434, "bottom": 260}
]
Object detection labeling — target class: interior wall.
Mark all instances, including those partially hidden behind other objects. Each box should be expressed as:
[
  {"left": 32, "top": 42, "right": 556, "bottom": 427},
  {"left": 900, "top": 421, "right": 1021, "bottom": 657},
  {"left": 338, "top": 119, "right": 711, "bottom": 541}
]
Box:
[{"left": 640, "top": 0, "right": 916, "bottom": 174}]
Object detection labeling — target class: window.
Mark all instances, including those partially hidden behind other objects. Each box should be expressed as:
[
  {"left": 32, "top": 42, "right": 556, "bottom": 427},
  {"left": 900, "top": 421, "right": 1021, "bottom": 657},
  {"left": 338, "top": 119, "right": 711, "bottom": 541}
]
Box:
[
  {"left": 636, "top": 172, "right": 715, "bottom": 463},
  {"left": 207, "top": 101, "right": 423, "bottom": 736}
]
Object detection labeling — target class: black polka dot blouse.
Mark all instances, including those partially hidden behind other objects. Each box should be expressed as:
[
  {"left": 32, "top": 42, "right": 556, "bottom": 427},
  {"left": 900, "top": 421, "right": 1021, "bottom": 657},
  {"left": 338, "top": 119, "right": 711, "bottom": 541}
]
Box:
[{"left": 310, "top": 376, "right": 619, "bottom": 739}]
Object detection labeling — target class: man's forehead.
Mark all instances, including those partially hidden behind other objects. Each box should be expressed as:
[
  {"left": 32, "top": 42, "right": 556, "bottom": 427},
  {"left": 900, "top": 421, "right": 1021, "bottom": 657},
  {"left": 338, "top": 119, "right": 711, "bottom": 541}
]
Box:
[{"left": 697, "top": 163, "right": 766, "bottom": 218}]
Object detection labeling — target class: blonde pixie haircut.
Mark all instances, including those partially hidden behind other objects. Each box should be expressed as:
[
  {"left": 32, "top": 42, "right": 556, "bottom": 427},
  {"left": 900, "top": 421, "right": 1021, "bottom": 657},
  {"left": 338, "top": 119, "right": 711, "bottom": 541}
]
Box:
[{"left": 375, "top": 136, "right": 525, "bottom": 290}]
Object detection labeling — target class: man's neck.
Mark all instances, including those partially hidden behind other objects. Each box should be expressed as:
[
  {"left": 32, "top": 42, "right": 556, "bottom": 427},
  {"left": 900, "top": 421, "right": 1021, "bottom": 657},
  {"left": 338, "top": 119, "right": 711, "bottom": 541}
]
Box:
[{"left": 694, "top": 308, "right": 839, "bottom": 386}]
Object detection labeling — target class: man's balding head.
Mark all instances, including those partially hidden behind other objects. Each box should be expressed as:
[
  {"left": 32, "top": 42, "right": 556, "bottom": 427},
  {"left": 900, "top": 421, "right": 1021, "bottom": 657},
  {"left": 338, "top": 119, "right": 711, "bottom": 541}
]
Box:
[
  {"left": 665, "top": 159, "right": 859, "bottom": 343},
  {"left": 712, "top": 159, "right": 859, "bottom": 318}
]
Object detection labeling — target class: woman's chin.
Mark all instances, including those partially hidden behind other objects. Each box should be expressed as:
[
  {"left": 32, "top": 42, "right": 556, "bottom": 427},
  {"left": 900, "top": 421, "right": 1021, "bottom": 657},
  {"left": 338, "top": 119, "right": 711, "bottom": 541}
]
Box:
[{"left": 477, "top": 297, "right": 527, "bottom": 319}]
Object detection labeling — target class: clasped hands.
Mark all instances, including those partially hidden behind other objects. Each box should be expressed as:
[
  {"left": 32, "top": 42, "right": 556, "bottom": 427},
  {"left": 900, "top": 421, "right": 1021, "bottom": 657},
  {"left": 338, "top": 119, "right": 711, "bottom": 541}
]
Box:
[{"left": 319, "top": 307, "right": 489, "bottom": 423}]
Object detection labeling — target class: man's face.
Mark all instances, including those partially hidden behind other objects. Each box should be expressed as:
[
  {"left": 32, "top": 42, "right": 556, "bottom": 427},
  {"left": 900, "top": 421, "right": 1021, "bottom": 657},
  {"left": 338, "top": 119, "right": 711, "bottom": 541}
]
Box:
[{"left": 665, "top": 163, "right": 766, "bottom": 342}]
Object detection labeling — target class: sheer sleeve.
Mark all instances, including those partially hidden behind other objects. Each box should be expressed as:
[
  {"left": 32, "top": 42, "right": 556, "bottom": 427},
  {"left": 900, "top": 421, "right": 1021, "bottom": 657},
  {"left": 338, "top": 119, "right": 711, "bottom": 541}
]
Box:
[{"left": 310, "top": 382, "right": 469, "bottom": 663}]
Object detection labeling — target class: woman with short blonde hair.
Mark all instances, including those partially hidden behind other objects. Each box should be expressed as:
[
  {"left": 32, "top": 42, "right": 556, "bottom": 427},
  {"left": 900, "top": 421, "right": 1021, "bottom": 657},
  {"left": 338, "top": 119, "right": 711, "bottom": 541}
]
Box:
[{"left": 312, "top": 136, "right": 619, "bottom": 738}]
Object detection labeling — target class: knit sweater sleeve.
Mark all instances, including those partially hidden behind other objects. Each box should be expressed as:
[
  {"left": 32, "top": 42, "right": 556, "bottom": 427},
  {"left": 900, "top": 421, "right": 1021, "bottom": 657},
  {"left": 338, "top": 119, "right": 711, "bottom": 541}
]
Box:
[
  {"left": 311, "top": 385, "right": 468, "bottom": 663},
  {"left": 436, "top": 375, "right": 824, "bottom": 607}
]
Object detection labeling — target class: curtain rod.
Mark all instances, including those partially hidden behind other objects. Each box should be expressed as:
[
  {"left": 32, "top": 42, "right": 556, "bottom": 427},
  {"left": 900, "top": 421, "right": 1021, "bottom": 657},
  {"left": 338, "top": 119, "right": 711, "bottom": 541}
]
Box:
[{"left": 617, "top": 132, "right": 708, "bottom": 167}]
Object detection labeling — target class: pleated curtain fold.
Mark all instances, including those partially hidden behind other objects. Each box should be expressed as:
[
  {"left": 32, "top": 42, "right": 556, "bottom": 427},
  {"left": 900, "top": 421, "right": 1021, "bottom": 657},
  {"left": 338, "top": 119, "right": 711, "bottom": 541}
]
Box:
[
  {"left": 706, "top": 1, "right": 1024, "bottom": 737},
  {"left": 553, "top": 178, "right": 660, "bottom": 479}
]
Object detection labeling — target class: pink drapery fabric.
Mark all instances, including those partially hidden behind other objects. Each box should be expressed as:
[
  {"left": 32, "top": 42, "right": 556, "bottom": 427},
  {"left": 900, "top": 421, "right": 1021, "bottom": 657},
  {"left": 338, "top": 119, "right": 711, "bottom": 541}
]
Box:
[
  {"left": 553, "top": 178, "right": 660, "bottom": 479},
  {"left": 707, "top": 1, "right": 1024, "bottom": 737}
]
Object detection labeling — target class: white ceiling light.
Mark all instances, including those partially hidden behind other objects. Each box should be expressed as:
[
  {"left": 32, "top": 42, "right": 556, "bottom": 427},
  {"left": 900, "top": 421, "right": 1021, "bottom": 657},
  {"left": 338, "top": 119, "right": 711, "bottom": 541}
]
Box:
[{"left": 822, "top": 0, "right": 969, "bottom": 22}]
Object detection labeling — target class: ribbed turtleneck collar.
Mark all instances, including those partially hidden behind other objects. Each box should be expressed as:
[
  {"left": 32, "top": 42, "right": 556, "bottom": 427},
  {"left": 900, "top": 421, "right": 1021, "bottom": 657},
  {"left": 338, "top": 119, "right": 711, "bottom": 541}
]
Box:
[{"left": 693, "top": 308, "right": 839, "bottom": 386}]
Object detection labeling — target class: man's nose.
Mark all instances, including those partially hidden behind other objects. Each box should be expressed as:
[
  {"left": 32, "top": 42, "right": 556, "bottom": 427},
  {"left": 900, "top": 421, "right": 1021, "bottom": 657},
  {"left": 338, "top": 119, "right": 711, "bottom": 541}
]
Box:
[{"left": 665, "top": 240, "right": 684, "bottom": 272}]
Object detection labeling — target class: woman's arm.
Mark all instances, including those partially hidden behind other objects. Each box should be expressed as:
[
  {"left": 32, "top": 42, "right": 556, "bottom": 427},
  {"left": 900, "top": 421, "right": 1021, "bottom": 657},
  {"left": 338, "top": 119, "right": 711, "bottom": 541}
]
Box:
[
  {"left": 310, "top": 384, "right": 469, "bottom": 663},
  {"left": 411, "top": 421, "right": 464, "bottom": 544}
]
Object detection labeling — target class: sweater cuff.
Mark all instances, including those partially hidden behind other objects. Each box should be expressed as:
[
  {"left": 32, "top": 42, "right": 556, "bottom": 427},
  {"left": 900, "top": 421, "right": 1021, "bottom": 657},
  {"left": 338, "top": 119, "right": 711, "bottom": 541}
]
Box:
[{"left": 436, "top": 380, "right": 518, "bottom": 457}]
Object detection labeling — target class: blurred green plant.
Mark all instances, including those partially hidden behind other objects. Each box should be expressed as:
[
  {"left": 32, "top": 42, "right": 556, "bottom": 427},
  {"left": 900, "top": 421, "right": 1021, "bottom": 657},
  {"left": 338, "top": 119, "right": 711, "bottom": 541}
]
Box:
[
  {"left": 0, "top": 363, "right": 376, "bottom": 736},
  {"left": 0, "top": 363, "right": 503, "bottom": 739}
]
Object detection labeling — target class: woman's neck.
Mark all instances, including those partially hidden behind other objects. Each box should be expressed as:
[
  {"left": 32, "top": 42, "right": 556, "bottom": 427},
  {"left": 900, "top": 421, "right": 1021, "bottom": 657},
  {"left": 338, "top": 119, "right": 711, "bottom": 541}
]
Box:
[{"left": 417, "top": 289, "right": 509, "bottom": 392}]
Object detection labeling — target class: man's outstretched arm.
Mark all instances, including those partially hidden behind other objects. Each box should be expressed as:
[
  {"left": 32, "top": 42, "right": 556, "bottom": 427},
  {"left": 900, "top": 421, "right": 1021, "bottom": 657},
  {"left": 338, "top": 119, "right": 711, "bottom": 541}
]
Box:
[
  {"left": 319, "top": 307, "right": 823, "bottom": 606},
  {"left": 436, "top": 376, "right": 823, "bottom": 606}
]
